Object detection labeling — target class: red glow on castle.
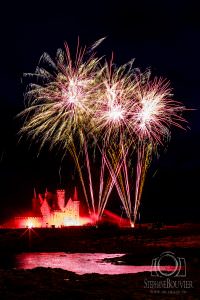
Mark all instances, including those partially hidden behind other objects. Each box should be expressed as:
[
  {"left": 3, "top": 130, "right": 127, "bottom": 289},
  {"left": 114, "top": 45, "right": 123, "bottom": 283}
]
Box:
[{"left": 3, "top": 187, "right": 92, "bottom": 228}]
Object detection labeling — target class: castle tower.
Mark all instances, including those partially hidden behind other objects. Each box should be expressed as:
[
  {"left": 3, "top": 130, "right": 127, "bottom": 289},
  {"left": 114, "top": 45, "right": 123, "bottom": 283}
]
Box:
[
  {"left": 45, "top": 188, "right": 48, "bottom": 197},
  {"left": 32, "top": 188, "right": 40, "bottom": 214},
  {"left": 40, "top": 198, "right": 51, "bottom": 217},
  {"left": 57, "top": 189, "right": 65, "bottom": 211},
  {"left": 73, "top": 186, "right": 78, "bottom": 202}
]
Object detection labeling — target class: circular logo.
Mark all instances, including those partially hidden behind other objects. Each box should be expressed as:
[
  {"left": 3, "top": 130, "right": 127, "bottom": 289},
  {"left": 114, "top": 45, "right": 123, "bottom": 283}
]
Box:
[{"left": 157, "top": 252, "right": 179, "bottom": 277}]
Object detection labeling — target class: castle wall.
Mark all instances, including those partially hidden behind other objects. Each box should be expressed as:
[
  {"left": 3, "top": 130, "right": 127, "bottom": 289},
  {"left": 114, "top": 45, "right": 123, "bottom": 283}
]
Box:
[
  {"left": 4, "top": 217, "right": 43, "bottom": 228},
  {"left": 2, "top": 188, "right": 81, "bottom": 228},
  {"left": 56, "top": 189, "right": 65, "bottom": 211}
]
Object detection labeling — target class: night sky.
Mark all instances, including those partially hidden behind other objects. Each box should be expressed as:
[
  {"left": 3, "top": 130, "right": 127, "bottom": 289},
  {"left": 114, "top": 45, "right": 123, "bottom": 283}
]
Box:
[{"left": 0, "top": 0, "right": 199, "bottom": 223}]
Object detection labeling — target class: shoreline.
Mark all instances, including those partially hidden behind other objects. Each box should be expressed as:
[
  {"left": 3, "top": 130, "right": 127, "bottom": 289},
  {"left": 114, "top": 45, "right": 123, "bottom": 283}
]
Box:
[
  {"left": 0, "top": 224, "right": 199, "bottom": 299},
  {"left": 0, "top": 223, "right": 200, "bottom": 253}
]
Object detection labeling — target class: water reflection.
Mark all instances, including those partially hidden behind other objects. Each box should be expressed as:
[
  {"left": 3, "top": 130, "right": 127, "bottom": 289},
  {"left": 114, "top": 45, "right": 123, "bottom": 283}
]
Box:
[{"left": 13, "top": 252, "right": 175, "bottom": 275}]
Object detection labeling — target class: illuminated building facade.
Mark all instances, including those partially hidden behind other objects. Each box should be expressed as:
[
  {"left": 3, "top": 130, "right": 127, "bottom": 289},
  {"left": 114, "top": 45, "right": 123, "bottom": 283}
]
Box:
[{"left": 4, "top": 188, "right": 81, "bottom": 228}]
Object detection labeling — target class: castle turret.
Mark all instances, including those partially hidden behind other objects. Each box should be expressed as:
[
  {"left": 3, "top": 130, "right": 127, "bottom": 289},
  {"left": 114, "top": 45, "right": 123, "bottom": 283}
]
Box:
[
  {"left": 73, "top": 186, "right": 78, "bottom": 202},
  {"left": 32, "top": 188, "right": 40, "bottom": 214},
  {"left": 56, "top": 189, "right": 65, "bottom": 211}
]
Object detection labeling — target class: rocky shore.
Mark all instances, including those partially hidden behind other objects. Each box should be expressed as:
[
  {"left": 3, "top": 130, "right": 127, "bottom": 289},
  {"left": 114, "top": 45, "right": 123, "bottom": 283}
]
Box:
[{"left": 0, "top": 224, "right": 199, "bottom": 299}]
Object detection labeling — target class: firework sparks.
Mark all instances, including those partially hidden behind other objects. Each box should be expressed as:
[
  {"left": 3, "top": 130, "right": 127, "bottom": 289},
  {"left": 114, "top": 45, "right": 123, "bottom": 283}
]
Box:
[
  {"left": 19, "top": 39, "right": 187, "bottom": 226},
  {"left": 20, "top": 43, "right": 100, "bottom": 150},
  {"left": 132, "top": 76, "right": 186, "bottom": 145},
  {"left": 19, "top": 39, "right": 104, "bottom": 216},
  {"left": 92, "top": 60, "right": 137, "bottom": 146},
  {"left": 129, "top": 75, "right": 187, "bottom": 224}
]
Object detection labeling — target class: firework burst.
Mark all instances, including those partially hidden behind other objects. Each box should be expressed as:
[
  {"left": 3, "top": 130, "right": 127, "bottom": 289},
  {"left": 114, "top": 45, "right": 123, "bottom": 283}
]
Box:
[
  {"left": 19, "top": 38, "right": 187, "bottom": 226},
  {"left": 129, "top": 73, "right": 187, "bottom": 224},
  {"left": 20, "top": 40, "right": 102, "bottom": 151},
  {"left": 132, "top": 75, "right": 186, "bottom": 145},
  {"left": 91, "top": 58, "right": 138, "bottom": 146},
  {"left": 19, "top": 39, "right": 105, "bottom": 215}
]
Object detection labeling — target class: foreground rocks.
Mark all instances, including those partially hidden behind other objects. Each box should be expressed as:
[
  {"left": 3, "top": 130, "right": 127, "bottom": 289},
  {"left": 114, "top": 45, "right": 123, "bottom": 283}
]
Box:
[{"left": 0, "top": 267, "right": 199, "bottom": 300}]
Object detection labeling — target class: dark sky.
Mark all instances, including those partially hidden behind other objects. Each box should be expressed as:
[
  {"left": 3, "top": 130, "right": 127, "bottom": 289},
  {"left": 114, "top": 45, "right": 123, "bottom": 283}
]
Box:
[{"left": 0, "top": 0, "right": 199, "bottom": 223}]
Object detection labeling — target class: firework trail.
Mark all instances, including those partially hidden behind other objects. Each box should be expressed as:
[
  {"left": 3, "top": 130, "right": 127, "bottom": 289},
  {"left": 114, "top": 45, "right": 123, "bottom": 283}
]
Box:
[
  {"left": 133, "top": 143, "right": 152, "bottom": 225},
  {"left": 93, "top": 65, "right": 187, "bottom": 224},
  {"left": 91, "top": 58, "right": 138, "bottom": 219},
  {"left": 130, "top": 73, "right": 187, "bottom": 224}
]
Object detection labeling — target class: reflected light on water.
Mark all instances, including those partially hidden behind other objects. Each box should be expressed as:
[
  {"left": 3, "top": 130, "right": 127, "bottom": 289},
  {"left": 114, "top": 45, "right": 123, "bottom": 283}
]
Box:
[{"left": 15, "top": 253, "right": 176, "bottom": 275}]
